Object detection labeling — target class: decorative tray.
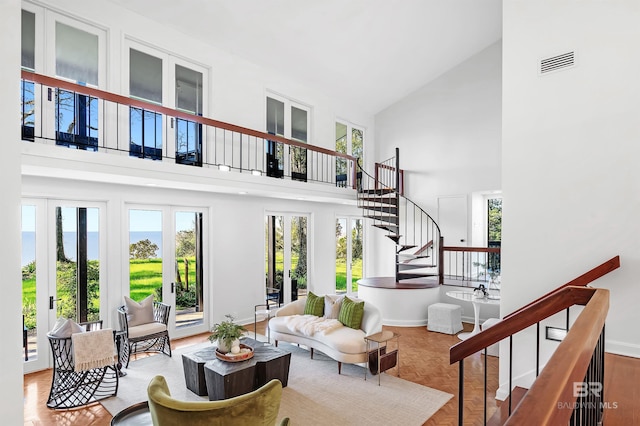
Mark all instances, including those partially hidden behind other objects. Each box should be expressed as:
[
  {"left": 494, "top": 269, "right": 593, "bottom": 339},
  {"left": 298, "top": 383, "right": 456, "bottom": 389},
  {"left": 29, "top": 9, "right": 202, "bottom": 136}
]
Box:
[{"left": 215, "top": 344, "right": 254, "bottom": 362}]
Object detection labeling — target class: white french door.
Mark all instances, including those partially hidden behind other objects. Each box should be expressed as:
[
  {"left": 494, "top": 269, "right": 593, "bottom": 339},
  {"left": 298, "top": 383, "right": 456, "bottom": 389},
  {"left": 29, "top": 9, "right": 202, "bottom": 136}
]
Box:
[
  {"left": 21, "top": 199, "right": 107, "bottom": 373},
  {"left": 21, "top": 199, "right": 48, "bottom": 373},
  {"left": 335, "top": 120, "right": 364, "bottom": 188},
  {"left": 266, "top": 94, "right": 310, "bottom": 181},
  {"left": 335, "top": 216, "right": 363, "bottom": 296},
  {"left": 170, "top": 207, "right": 208, "bottom": 338},
  {"left": 265, "top": 213, "right": 309, "bottom": 305},
  {"left": 126, "top": 205, "right": 209, "bottom": 340}
]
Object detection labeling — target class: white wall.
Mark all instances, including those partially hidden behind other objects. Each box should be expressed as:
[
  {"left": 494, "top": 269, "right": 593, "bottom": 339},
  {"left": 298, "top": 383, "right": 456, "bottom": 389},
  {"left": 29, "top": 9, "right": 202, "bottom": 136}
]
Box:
[
  {"left": 501, "top": 0, "right": 640, "bottom": 396},
  {"left": 0, "top": 0, "right": 25, "bottom": 422},
  {"left": 371, "top": 41, "right": 502, "bottom": 276}
]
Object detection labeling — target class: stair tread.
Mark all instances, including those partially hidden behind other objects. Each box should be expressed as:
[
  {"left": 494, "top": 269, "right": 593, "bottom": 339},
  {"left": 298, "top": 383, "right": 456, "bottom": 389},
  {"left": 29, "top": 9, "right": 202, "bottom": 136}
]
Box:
[
  {"left": 362, "top": 206, "right": 398, "bottom": 214},
  {"left": 373, "top": 224, "right": 399, "bottom": 233},
  {"left": 397, "top": 263, "right": 436, "bottom": 270},
  {"left": 397, "top": 271, "right": 439, "bottom": 280},
  {"left": 358, "top": 196, "right": 398, "bottom": 205},
  {"left": 365, "top": 215, "right": 399, "bottom": 225},
  {"left": 398, "top": 253, "right": 431, "bottom": 259},
  {"left": 359, "top": 188, "right": 395, "bottom": 195}
]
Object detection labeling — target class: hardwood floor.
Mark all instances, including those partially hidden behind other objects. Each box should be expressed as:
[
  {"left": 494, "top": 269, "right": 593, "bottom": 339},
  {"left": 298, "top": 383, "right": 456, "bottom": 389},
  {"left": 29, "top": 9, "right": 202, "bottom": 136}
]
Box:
[{"left": 24, "top": 321, "right": 639, "bottom": 425}]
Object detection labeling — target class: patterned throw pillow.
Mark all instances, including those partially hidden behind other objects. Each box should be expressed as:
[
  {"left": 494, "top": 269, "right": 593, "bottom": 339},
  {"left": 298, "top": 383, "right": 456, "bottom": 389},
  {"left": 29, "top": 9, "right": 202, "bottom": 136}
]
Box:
[
  {"left": 124, "top": 294, "right": 155, "bottom": 327},
  {"left": 338, "top": 296, "right": 365, "bottom": 329},
  {"left": 303, "top": 291, "right": 325, "bottom": 317}
]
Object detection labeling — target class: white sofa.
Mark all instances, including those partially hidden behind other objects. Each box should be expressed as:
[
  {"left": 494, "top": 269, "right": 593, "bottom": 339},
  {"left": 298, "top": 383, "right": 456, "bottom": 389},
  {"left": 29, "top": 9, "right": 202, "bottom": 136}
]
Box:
[{"left": 268, "top": 296, "right": 383, "bottom": 373}]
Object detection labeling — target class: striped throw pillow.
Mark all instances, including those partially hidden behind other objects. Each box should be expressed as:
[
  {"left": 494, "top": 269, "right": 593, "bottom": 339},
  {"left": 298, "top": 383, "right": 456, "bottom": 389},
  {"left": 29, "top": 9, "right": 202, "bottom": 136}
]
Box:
[{"left": 338, "top": 296, "right": 365, "bottom": 329}]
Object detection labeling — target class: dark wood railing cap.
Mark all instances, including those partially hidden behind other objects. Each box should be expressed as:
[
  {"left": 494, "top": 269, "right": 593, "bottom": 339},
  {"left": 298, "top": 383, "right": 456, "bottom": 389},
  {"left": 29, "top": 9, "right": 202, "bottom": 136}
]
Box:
[{"left": 21, "top": 70, "right": 357, "bottom": 163}]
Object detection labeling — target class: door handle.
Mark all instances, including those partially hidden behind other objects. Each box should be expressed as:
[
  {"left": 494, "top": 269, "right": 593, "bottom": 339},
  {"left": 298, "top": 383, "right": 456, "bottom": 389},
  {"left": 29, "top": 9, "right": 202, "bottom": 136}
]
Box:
[
  {"left": 171, "top": 283, "right": 175, "bottom": 294},
  {"left": 49, "top": 296, "right": 58, "bottom": 310}
]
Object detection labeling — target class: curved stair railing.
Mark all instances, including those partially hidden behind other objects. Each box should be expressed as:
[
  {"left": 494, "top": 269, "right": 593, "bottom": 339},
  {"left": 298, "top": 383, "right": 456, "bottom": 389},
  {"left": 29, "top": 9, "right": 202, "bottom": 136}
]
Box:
[{"left": 357, "top": 148, "right": 443, "bottom": 284}]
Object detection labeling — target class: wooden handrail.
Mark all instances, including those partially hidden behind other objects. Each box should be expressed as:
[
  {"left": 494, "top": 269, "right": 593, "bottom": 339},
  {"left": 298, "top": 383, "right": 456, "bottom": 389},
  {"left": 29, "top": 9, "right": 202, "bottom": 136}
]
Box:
[
  {"left": 373, "top": 162, "right": 404, "bottom": 195},
  {"left": 450, "top": 286, "right": 599, "bottom": 363},
  {"left": 21, "top": 70, "right": 358, "bottom": 185},
  {"left": 443, "top": 246, "right": 501, "bottom": 253},
  {"left": 505, "top": 288, "right": 609, "bottom": 425},
  {"left": 504, "top": 255, "right": 619, "bottom": 320}
]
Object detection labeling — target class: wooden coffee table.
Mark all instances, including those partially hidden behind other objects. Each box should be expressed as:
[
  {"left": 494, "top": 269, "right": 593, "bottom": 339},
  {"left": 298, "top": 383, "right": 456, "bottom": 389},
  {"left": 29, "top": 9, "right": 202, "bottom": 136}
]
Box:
[
  {"left": 203, "top": 338, "right": 291, "bottom": 401},
  {"left": 182, "top": 345, "right": 220, "bottom": 396}
]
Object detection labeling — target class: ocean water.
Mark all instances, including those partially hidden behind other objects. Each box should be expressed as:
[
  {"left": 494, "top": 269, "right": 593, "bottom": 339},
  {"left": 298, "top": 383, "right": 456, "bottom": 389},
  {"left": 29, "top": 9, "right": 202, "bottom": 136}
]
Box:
[{"left": 21, "top": 231, "right": 163, "bottom": 266}]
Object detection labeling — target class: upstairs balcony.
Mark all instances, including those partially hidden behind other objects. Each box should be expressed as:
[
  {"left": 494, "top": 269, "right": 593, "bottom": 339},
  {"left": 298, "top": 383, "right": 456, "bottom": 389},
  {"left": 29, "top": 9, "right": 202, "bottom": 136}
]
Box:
[{"left": 20, "top": 70, "right": 359, "bottom": 203}]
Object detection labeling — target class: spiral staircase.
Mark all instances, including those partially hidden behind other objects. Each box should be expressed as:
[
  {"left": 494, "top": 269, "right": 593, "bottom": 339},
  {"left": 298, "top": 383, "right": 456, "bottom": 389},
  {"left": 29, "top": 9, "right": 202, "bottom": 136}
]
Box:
[{"left": 357, "top": 148, "right": 443, "bottom": 284}]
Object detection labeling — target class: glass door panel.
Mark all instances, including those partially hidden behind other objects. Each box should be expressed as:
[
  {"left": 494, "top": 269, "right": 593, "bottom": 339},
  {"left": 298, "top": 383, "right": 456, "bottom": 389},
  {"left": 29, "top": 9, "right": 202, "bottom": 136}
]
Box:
[
  {"left": 54, "top": 206, "right": 100, "bottom": 322},
  {"left": 174, "top": 211, "right": 204, "bottom": 330},
  {"left": 265, "top": 215, "right": 285, "bottom": 304},
  {"left": 129, "top": 209, "right": 163, "bottom": 302},
  {"left": 352, "top": 128, "right": 363, "bottom": 161},
  {"left": 129, "top": 48, "right": 163, "bottom": 160},
  {"left": 335, "top": 218, "right": 347, "bottom": 294},
  {"left": 336, "top": 216, "right": 363, "bottom": 296},
  {"left": 335, "top": 123, "right": 348, "bottom": 187},
  {"left": 290, "top": 106, "right": 307, "bottom": 182},
  {"left": 175, "top": 64, "right": 203, "bottom": 166},
  {"left": 290, "top": 216, "right": 307, "bottom": 299},
  {"left": 351, "top": 219, "right": 363, "bottom": 293},
  {"left": 54, "top": 21, "right": 101, "bottom": 150},
  {"left": 22, "top": 205, "right": 37, "bottom": 363},
  {"left": 266, "top": 214, "right": 308, "bottom": 304},
  {"left": 266, "top": 97, "right": 285, "bottom": 178}
]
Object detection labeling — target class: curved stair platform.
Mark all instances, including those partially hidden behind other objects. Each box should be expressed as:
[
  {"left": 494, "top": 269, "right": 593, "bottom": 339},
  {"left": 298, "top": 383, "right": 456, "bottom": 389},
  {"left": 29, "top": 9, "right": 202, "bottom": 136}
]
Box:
[{"left": 358, "top": 277, "right": 440, "bottom": 326}]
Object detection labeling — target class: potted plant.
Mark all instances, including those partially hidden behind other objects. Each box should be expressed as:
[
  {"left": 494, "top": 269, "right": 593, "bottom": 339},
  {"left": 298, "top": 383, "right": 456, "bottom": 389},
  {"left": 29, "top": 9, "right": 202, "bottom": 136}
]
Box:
[{"left": 209, "top": 314, "right": 246, "bottom": 353}]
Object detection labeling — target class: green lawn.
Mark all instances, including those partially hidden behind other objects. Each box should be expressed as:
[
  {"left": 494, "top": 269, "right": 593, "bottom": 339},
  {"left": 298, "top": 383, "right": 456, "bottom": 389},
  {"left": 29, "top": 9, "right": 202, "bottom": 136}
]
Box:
[
  {"left": 129, "top": 258, "right": 163, "bottom": 301},
  {"left": 335, "top": 259, "right": 362, "bottom": 292},
  {"left": 21, "top": 258, "right": 194, "bottom": 327},
  {"left": 23, "top": 256, "right": 360, "bottom": 328}
]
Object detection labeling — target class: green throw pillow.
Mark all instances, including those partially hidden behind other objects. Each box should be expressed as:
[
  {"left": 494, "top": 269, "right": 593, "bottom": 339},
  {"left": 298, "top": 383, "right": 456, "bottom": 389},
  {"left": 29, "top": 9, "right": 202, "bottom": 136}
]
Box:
[
  {"left": 303, "top": 291, "right": 325, "bottom": 316},
  {"left": 338, "top": 296, "right": 365, "bottom": 329}
]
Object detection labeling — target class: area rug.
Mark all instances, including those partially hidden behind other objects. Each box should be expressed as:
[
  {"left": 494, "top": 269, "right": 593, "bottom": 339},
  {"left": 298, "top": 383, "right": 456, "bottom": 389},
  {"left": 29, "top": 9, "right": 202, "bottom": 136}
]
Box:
[{"left": 102, "top": 338, "right": 452, "bottom": 425}]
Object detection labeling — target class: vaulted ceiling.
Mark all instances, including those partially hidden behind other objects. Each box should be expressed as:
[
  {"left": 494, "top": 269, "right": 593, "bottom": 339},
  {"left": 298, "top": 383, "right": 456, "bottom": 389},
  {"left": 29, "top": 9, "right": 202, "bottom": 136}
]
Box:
[{"left": 108, "top": 0, "right": 502, "bottom": 115}]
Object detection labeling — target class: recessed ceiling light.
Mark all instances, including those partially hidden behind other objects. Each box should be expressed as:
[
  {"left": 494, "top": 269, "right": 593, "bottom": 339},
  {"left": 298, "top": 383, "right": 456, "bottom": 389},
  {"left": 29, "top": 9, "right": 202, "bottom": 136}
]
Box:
[
  {"left": 145, "top": 183, "right": 158, "bottom": 187},
  {"left": 238, "top": 191, "right": 248, "bottom": 195},
  {"left": 219, "top": 165, "right": 231, "bottom": 172},
  {"left": 296, "top": 197, "right": 305, "bottom": 201},
  {"left": 251, "top": 170, "right": 262, "bottom": 176}
]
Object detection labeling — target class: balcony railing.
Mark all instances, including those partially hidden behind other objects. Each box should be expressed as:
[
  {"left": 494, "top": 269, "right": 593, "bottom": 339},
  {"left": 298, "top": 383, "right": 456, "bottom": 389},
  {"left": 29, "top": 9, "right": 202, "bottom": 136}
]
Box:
[
  {"left": 442, "top": 246, "right": 501, "bottom": 287},
  {"left": 20, "top": 70, "right": 358, "bottom": 189}
]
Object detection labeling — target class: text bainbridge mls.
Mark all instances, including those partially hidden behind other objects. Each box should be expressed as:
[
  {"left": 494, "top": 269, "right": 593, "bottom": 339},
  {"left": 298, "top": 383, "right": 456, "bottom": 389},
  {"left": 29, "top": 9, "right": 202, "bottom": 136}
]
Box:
[{"left": 558, "top": 402, "right": 618, "bottom": 410}]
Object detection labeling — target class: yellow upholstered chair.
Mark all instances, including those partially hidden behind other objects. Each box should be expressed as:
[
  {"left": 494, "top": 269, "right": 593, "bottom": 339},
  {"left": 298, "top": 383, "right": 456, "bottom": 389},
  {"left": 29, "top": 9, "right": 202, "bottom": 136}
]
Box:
[{"left": 147, "top": 375, "right": 289, "bottom": 426}]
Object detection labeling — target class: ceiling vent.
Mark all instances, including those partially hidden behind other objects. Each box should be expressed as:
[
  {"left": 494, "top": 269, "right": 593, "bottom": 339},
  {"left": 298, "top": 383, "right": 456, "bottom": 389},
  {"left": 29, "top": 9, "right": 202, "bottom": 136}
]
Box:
[{"left": 539, "top": 51, "right": 576, "bottom": 75}]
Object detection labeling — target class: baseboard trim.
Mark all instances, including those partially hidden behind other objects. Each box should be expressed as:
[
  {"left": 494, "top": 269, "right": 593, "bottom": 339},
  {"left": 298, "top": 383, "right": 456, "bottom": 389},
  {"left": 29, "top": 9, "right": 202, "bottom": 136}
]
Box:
[
  {"left": 382, "top": 318, "right": 428, "bottom": 327},
  {"left": 605, "top": 340, "right": 640, "bottom": 359}
]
